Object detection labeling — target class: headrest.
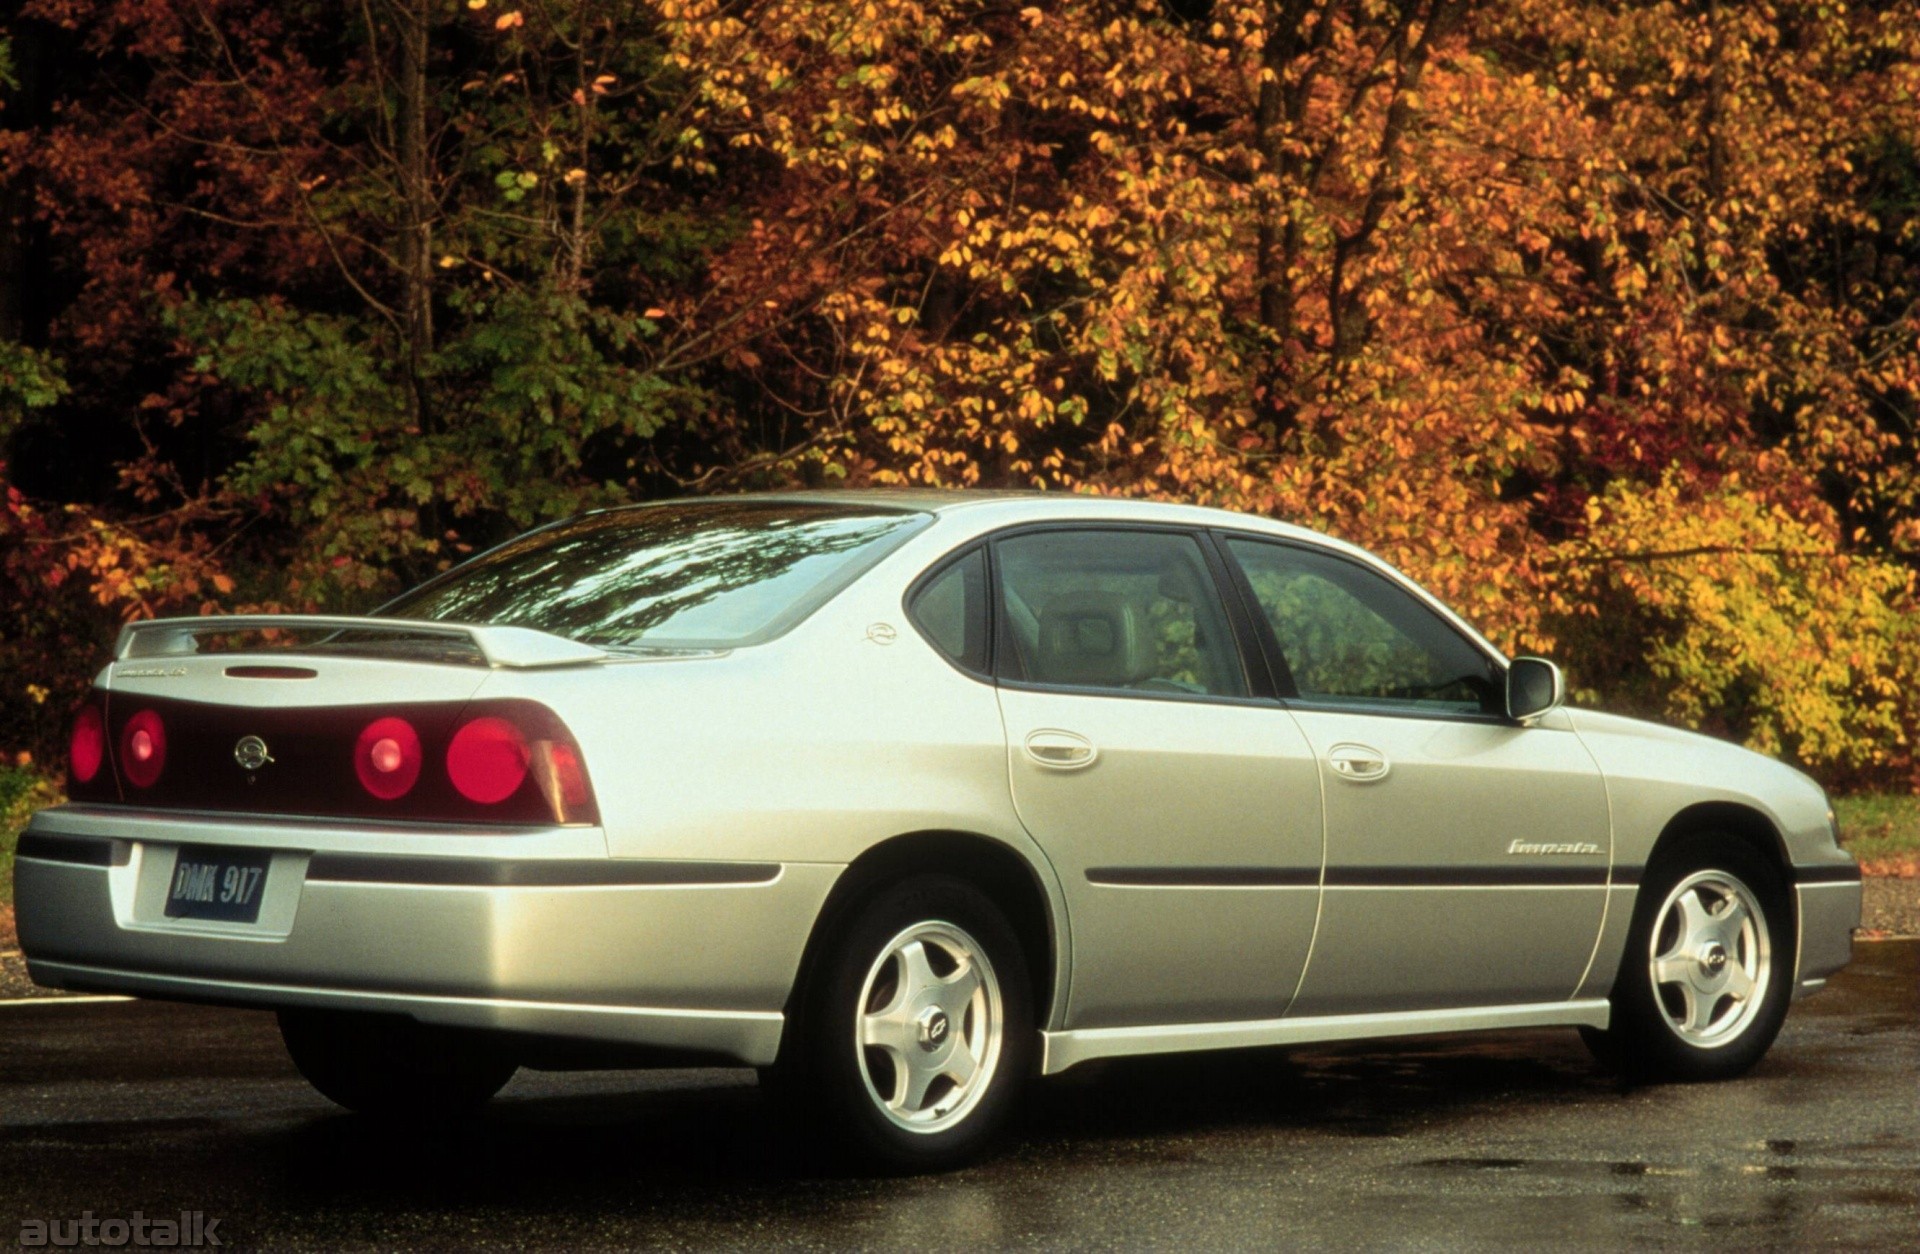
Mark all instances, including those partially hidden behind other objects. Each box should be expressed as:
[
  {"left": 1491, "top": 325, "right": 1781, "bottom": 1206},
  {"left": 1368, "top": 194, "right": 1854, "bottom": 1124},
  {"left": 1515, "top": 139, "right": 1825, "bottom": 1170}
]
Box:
[{"left": 1034, "top": 590, "right": 1153, "bottom": 688}]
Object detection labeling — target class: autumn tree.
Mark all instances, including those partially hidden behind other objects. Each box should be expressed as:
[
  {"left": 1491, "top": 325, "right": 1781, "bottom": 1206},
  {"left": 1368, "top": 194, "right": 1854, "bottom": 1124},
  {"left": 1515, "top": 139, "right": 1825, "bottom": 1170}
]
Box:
[{"left": 2, "top": 0, "right": 1917, "bottom": 780}]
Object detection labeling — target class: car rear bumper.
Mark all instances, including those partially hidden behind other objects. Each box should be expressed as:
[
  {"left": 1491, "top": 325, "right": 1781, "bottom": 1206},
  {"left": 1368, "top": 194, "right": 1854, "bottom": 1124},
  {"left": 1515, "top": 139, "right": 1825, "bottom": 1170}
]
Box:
[{"left": 13, "top": 806, "right": 841, "bottom": 1066}]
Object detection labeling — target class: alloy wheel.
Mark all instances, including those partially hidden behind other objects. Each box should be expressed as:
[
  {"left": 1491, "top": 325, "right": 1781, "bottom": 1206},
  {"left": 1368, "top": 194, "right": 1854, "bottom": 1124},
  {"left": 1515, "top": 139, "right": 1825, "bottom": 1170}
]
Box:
[
  {"left": 1647, "top": 869, "right": 1771, "bottom": 1048},
  {"left": 854, "top": 920, "right": 1004, "bottom": 1134}
]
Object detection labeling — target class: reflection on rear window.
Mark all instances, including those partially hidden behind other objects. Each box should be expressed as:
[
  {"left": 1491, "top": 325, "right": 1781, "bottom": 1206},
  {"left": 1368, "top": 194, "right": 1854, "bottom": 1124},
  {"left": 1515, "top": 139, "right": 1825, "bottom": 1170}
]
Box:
[{"left": 381, "top": 500, "right": 929, "bottom": 648}]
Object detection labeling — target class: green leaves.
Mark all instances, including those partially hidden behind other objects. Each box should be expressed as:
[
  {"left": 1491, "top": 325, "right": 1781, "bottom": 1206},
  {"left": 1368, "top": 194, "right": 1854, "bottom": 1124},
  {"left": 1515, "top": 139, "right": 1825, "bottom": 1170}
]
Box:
[
  {"left": 0, "top": 343, "right": 67, "bottom": 443},
  {"left": 165, "top": 285, "right": 672, "bottom": 601},
  {"left": 494, "top": 168, "right": 541, "bottom": 202}
]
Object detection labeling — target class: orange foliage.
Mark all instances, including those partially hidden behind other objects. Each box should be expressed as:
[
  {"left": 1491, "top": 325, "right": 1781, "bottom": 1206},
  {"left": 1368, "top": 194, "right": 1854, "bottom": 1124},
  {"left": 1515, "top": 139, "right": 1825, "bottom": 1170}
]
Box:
[{"left": 2, "top": 0, "right": 1918, "bottom": 778}]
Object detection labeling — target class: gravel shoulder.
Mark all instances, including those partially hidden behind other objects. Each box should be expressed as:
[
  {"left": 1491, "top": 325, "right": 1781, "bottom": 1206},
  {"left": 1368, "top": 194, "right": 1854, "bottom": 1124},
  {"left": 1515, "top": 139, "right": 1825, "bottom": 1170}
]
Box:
[
  {"left": 1861, "top": 874, "right": 1920, "bottom": 938},
  {"left": 0, "top": 947, "right": 65, "bottom": 1000}
]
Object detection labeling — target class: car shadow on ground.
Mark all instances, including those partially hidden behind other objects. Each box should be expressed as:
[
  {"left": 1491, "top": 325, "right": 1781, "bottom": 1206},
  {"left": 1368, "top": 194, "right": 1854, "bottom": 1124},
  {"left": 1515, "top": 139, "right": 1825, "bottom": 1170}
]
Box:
[{"left": 262, "top": 1027, "right": 1621, "bottom": 1201}]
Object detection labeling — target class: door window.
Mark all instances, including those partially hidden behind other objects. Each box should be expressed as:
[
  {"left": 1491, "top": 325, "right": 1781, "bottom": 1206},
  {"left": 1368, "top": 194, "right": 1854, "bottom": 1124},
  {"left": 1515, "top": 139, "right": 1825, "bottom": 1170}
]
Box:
[
  {"left": 1223, "top": 538, "right": 1500, "bottom": 715},
  {"left": 995, "top": 530, "right": 1247, "bottom": 698}
]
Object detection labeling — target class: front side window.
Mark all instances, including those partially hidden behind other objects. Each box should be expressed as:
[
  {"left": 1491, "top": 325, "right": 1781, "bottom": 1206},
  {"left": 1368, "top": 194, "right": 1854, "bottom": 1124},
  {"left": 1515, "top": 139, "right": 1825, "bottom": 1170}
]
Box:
[
  {"left": 994, "top": 530, "right": 1247, "bottom": 698},
  {"left": 382, "top": 500, "right": 929, "bottom": 649},
  {"left": 1224, "top": 537, "right": 1499, "bottom": 715}
]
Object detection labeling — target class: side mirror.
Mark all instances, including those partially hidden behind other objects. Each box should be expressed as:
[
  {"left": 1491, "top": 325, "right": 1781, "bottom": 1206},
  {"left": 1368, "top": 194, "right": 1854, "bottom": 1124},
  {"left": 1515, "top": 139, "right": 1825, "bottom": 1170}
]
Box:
[{"left": 1506, "top": 656, "right": 1564, "bottom": 723}]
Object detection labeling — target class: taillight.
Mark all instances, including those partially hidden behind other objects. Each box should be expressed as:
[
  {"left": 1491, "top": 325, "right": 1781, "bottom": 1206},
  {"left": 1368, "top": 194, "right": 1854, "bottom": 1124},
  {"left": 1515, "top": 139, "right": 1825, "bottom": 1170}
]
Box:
[
  {"left": 446, "top": 716, "right": 530, "bottom": 805},
  {"left": 69, "top": 705, "right": 106, "bottom": 784},
  {"left": 445, "top": 710, "right": 596, "bottom": 822},
  {"left": 354, "top": 716, "right": 423, "bottom": 801},
  {"left": 85, "top": 694, "right": 594, "bottom": 824},
  {"left": 121, "top": 709, "right": 167, "bottom": 788},
  {"left": 531, "top": 739, "right": 593, "bottom": 822}
]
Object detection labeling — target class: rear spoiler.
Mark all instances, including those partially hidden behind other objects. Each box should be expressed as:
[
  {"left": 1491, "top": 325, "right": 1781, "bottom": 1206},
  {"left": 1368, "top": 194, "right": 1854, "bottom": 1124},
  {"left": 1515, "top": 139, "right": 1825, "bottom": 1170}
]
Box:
[{"left": 114, "top": 615, "right": 609, "bottom": 670}]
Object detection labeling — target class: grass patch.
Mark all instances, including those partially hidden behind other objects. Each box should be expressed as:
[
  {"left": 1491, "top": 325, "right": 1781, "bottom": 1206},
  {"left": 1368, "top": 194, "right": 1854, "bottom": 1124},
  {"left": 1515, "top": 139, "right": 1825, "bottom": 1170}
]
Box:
[{"left": 1834, "top": 793, "right": 1920, "bottom": 878}]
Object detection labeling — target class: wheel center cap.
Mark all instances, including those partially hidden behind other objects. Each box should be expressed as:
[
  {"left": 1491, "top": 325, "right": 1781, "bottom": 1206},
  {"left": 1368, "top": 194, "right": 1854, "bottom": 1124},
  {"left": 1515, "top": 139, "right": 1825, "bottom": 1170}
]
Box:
[
  {"left": 1701, "top": 943, "right": 1728, "bottom": 976},
  {"left": 915, "top": 1006, "right": 951, "bottom": 1051}
]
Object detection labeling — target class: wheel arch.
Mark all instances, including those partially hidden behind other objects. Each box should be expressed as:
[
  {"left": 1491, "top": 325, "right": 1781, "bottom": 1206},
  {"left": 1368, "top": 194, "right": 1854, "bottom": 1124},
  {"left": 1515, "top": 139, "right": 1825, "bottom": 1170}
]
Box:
[
  {"left": 781, "top": 830, "right": 1064, "bottom": 1048},
  {"left": 1644, "top": 800, "right": 1799, "bottom": 958},
  {"left": 1649, "top": 801, "right": 1793, "bottom": 879}
]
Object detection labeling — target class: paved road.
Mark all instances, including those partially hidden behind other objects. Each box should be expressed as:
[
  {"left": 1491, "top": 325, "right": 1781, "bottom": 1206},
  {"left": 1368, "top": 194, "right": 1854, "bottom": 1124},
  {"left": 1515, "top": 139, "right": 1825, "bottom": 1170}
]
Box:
[{"left": 2, "top": 943, "right": 1914, "bottom": 1251}]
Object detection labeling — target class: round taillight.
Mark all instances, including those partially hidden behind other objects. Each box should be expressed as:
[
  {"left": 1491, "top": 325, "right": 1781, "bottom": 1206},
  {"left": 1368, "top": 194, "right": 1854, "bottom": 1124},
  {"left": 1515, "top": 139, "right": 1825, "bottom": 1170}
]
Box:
[
  {"left": 354, "top": 716, "right": 422, "bottom": 801},
  {"left": 446, "top": 716, "right": 529, "bottom": 805},
  {"left": 69, "top": 705, "right": 106, "bottom": 784},
  {"left": 121, "top": 709, "right": 167, "bottom": 789}
]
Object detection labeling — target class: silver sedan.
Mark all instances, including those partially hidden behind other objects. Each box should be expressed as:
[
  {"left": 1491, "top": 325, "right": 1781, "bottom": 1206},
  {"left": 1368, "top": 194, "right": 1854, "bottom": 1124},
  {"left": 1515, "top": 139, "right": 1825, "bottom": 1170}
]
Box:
[{"left": 14, "top": 491, "right": 1862, "bottom": 1169}]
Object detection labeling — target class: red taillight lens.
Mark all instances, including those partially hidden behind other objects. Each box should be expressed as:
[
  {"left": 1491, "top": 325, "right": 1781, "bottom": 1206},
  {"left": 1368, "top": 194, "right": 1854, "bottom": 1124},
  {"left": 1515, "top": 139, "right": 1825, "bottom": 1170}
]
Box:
[
  {"left": 121, "top": 709, "right": 167, "bottom": 788},
  {"left": 354, "top": 716, "right": 423, "bottom": 801},
  {"left": 70, "top": 705, "right": 106, "bottom": 784},
  {"left": 531, "top": 739, "right": 593, "bottom": 822},
  {"left": 446, "top": 716, "right": 530, "bottom": 805}
]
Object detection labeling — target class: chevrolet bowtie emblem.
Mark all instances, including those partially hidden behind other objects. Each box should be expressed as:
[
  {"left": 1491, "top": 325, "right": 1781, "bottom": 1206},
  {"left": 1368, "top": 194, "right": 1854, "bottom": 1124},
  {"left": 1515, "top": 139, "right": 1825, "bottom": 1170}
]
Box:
[{"left": 233, "top": 736, "right": 274, "bottom": 772}]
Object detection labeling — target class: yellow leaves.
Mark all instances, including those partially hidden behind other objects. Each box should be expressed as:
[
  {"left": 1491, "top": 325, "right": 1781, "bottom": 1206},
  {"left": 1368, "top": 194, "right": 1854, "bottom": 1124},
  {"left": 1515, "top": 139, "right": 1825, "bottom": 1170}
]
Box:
[
  {"left": 630, "top": 0, "right": 1920, "bottom": 769},
  {"left": 494, "top": 10, "right": 524, "bottom": 31},
  {"left": 1566, "top": 475, "right": 1917, "bottom": 766}
]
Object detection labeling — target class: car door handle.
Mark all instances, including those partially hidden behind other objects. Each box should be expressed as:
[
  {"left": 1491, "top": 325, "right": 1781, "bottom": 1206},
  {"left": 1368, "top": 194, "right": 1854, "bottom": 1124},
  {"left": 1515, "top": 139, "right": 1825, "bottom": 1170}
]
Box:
[
  {"left": 1327, "top": 742, "right": 1390, "bottom": 783},
  {"left": 1024, "top": 729, "right": 1097, "bottom": 770}
]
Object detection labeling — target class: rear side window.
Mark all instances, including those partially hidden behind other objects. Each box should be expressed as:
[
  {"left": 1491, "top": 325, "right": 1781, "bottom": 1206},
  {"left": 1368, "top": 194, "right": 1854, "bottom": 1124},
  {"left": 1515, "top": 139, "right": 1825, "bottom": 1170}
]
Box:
[
  {"left": 994, "top": 530, "right": 1247, "bottom": 699},
  {"left": 382, "top": 500, "right": 929, "bottom": 650},
  {"left": 907, "top": 547, "right": 990, "bottom": 675}
]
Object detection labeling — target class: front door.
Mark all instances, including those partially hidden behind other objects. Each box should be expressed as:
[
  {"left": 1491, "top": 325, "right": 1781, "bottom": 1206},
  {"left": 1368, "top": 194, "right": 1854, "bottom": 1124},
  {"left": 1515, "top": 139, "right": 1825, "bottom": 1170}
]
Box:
[
  {"left": 991, "top": 527, "right": 1324, "bottom": 1030},
  {"left": 1218, "top": 534, "right": 1610, "bottom": 1016}
]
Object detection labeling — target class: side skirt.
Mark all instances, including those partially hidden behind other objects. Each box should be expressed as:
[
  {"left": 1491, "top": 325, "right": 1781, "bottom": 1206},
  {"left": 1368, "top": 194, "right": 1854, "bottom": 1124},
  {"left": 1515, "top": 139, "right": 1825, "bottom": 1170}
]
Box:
[{"left": 1039, "top": 999, "right": 1612, "bottom": 1076}]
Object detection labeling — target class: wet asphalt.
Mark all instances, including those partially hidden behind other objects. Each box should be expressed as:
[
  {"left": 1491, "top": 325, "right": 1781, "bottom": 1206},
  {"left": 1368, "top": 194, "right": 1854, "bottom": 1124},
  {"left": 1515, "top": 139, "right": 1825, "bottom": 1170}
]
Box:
[{"left": 1, "top": 942, "right": 1914, "bottom": 1251}]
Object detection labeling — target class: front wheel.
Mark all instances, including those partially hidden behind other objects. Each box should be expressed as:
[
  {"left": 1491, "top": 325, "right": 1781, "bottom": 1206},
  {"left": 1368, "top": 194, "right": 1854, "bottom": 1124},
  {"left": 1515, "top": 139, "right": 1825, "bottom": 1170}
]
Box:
[
  {"left": 771, "top": 875, "right": 1034, "bottom": 1171},
  {"left": 1582, "top": 833, "right": 1792, "bottom": 1082},
  {"left": 279, "top": 1009, "right": 518, "bottom": 1118}
]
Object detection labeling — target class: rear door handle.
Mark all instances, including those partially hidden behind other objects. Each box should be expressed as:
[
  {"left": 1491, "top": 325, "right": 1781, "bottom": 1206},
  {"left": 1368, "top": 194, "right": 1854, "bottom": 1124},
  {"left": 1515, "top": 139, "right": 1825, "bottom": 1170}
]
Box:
[
  {"left": 1327, "top": 742, "right": 1389, "bottom": 783},
  {"left": 1024, "top": 729, "right": 1097, "bottom": 770}
]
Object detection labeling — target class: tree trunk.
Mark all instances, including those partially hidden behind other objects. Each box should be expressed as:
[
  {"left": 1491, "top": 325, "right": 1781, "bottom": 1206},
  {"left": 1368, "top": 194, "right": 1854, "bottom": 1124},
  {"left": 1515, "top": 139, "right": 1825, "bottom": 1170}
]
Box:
[
  {"left": 1703, "top": 0, "right": 1728, "bottom": 203},
  {"left": 1253, "top": 0, "right": 1323, "bottom": 345},
  {"left": 395, "top": 0, "right": 435, "bottom": 431}
]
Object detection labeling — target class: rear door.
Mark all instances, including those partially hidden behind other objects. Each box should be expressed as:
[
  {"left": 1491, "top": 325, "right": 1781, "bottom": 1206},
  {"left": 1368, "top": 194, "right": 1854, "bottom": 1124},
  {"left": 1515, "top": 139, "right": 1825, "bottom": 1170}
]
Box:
[
  {"left": 990, "top": 527, "right": 1324, "bottom": 1030},
  {"left": 1217, "top": 534, "right": 1610, "bottom": 1016}
]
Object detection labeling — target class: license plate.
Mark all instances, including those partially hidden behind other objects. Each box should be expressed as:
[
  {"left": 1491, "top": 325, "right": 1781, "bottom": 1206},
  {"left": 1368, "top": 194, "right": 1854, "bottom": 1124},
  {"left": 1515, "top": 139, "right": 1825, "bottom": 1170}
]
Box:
[{"left": 165, "top": 845, "right": 272, "bottom": 923}]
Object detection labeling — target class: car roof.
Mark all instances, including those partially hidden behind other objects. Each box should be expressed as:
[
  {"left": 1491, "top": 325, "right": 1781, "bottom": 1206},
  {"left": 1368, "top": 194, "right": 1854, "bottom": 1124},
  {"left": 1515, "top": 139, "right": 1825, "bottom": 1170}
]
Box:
[{"left": 723, "top": 488, "right": 1324, "bottom": 542}]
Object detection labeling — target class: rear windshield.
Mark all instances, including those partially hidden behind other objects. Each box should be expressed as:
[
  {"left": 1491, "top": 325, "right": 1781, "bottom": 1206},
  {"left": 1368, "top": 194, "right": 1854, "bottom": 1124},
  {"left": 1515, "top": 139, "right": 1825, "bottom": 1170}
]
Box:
[{"left": 380, "top": 500, "right": 930, "bottom": 649}]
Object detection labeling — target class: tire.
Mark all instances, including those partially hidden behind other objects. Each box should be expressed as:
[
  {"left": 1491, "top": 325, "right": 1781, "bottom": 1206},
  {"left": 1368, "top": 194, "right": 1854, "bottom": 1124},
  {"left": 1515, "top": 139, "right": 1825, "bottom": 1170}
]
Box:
[
  {"left": 1582, "top": 832, "right": 1793, "bottom": 1082},
  {"left": 769, "top": 874, "right": 1034, "bottom": 1172},
  {"left": 278, "top": 1009, "right": 518, "bottom": 1118}
]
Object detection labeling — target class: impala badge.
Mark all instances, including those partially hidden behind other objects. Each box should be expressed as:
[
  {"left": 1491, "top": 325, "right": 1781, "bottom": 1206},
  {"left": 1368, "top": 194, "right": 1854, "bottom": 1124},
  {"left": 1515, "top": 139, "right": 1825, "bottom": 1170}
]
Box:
[
  {"left": 1508, "top": 839, "right": 1601, "bottom": 856},
  {"left": 234, "top": 735, "right": 274, "bottom": 772}
]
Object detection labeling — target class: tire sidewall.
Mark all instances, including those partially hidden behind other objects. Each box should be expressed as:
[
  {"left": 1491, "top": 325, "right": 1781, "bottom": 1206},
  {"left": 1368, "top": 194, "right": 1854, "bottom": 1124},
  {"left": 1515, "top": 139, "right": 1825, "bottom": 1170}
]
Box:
[
  {"left": 1611, "top": 833, "right": 1794, "bottom": 1081},
  {"left": 801, "top": 874, "right": 1035, "bottom": 1171}
]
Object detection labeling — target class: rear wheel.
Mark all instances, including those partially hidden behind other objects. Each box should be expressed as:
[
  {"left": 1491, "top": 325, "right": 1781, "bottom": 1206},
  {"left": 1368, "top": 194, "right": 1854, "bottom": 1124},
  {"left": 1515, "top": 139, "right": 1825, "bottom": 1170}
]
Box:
[
  {"left": 770, "top": 874, "right": 1033, "bottom": 1171},
  {"left": 278, "top": 1009, "right": 518, "bottom": 1118},
  {"left": 1582, "top": 833, "right": 1792, "bottom": 1081}
]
